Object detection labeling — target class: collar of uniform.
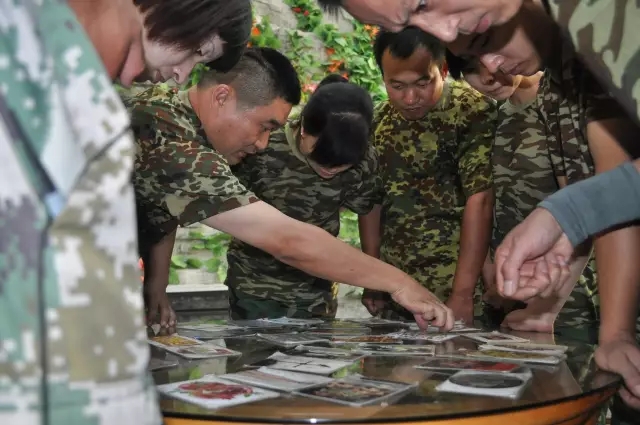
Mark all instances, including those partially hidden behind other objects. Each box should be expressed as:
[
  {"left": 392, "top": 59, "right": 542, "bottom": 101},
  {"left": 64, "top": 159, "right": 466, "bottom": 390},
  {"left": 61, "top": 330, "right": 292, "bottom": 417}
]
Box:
[
  {"left": 285, "top": 116, "right": 307, "bottom": 163},
  {"left": 176, "top": 89, "right": 193, "bottom": 110}
]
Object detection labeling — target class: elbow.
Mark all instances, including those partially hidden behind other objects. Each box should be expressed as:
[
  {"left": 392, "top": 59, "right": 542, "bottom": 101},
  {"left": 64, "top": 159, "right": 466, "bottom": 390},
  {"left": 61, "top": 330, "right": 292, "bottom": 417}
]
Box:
[{"left": 264, "top": 225, "right": 315, "bottom": 265}]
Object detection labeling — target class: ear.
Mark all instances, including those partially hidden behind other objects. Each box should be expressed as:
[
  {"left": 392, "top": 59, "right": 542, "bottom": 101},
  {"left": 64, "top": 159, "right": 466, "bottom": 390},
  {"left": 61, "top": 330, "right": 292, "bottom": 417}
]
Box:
[
  {"left": 441, "top": 61, "right": 449, "bottom": 80},
  {"left": 211, "top": 84, "right": 233, "bottom": 108}
]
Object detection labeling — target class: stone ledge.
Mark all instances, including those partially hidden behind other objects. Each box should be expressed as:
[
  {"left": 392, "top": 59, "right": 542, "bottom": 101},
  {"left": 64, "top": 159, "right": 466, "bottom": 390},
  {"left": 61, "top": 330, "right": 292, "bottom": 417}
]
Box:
[{"left": 166, "top": 283, "right": 227, "bottom": 293}]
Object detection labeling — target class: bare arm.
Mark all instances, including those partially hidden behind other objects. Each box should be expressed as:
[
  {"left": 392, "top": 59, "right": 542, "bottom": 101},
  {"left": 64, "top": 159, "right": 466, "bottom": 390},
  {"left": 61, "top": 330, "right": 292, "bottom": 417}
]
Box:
[
  {"left": 358, "top": 204, "right": 382, "bottom": 258},
  {"left": 144, "top": 229, "right": 177, "bottom": 291},
  {"left": 588, "top": 118, "right": 640, "bottom": 344},
  {"left": 203, "top": 201, "right": 455, "bottom": 328},
  {"left": 452, "top": 189, "right": 494, "bottom": 297}
]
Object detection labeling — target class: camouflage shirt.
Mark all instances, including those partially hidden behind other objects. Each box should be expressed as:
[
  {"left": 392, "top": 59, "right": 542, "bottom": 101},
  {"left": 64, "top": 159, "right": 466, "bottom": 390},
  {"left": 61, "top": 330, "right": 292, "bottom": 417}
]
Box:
[
  {"left": 492, "top": 86, "right": 556, "bottom": 248},
  {"left": 126, "top": 85, "right": 259, "bottom": 257},
  {"left": 536, "top": 39, "right": 628, "bottom": 328},
  {"left": 0, "top": 1, "right": 159, "bottom": 423},
  {"left": 546, "top": 0, "right": 640, "bottom": 124},
  {"left": 372, "top": 80, "right": 495, "bottom": 303},
  {"left": 226, "top": 119, "right": 381, "bottom": 318}
]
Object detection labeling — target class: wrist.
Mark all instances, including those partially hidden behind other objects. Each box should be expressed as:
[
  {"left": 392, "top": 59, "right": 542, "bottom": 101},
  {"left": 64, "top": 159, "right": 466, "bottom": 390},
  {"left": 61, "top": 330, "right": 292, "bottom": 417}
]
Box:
[
  {"left": 599, "top": 328, "right": 637, "bottom": 345},
  {"left": 449, "top": 290, "right": 475, "bottom": 300}
]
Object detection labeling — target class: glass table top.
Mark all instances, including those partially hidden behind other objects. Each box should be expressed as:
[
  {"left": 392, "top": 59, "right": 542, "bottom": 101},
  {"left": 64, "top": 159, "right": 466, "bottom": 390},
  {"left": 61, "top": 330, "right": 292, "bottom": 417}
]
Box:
[{"left": 153, "top": 319, "right": 620, "bottom": 423}]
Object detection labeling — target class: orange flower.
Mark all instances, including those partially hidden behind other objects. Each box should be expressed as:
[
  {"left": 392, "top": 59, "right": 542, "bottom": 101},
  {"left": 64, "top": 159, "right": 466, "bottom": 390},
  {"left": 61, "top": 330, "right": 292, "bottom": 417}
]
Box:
[
  {"left": 251, "top": 26, "right": 261, "bottom": 37},
  {"left": 327, "top": 59, "right": 343, "bottom": 72},
  {"left": 341, "top": 72, "right": 349, "bottom": 80},
  {"left": 292, "top": 7, "right": 301, "bottom": 13},
  {"left": 325, "top": 47, "right": 335, "bottom": 56},
  {"left": 303, "top": 10, "right": 309, "bottom": 16}
]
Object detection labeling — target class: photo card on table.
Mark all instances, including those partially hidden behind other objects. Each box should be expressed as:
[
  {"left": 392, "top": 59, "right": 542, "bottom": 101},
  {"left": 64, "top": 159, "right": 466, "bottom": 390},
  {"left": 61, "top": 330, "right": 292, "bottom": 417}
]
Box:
[
  {"left": 149, "top": 334, "right": 241, "bottom": 360},
  {"left": 222, "top": 366, "right": 334, "bottom": 392},
  {"left": 436, "top": 370, "right": 532, "bottom": 399}
]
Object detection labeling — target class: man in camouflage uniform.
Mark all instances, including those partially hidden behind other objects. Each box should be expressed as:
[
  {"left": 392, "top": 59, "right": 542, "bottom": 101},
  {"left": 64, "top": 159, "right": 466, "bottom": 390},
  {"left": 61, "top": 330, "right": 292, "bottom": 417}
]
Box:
[
  {"left": 227, "top": 76, "right": 380, "bottom": 320},
  {"left": 128, "top": 49, "right": 456, "bottom": 330},
  {"left": 318, "top": 0, "right": 640, "bottom": 417},
  {"left": 0, "top": 0, "right": 162, "bottom": 423},
  {"left": 359, "top": 27, "right": 496, "bottom": 324}
]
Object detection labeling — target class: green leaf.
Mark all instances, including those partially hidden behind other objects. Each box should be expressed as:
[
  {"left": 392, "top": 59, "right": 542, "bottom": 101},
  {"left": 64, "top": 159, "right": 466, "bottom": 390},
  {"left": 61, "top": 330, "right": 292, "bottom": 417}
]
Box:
[
  {"left": 185, "top": 258, "right": 203, "bottom": 269},
  {"left": 171, "top": 256, "right": 188, "bottom": 269}
]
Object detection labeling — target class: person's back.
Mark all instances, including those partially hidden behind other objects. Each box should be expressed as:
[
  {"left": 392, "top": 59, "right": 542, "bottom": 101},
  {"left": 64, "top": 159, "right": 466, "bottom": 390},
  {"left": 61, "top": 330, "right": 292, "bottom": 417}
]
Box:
[
  {"left": 226, "top": 76, "right": 379, "bottom": 319},
  {"left": 0, "top": 1, "right": 160, "bottom": 423}
]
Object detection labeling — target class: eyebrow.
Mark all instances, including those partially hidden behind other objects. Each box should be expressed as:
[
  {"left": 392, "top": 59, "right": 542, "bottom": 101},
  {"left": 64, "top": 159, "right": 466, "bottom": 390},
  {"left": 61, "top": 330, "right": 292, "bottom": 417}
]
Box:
[{"left": 268, "top": 119, "right": 285, "bottom": 128}]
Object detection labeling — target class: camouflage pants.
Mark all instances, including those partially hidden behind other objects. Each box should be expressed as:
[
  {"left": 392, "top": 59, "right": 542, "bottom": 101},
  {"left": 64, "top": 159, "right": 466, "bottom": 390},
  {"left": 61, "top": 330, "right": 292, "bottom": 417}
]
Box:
[{"left": 227, "top": 287, "right": 338, "bottom": 320}]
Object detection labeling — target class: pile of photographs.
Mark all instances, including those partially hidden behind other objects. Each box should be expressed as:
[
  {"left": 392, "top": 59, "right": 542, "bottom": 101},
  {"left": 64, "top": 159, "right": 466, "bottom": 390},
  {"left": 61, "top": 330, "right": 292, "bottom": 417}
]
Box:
[{"left": 150, "top": 318, "right": 570, "bottom": 408}]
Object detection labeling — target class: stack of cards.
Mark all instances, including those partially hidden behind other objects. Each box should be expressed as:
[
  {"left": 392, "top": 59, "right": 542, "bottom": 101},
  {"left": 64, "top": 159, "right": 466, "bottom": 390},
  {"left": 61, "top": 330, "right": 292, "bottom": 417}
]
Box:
[
  {"left": 265, "top": 351, "right": 358, "bottom": 375},
  {"left": 414, "top": 358, "right": 523, "bottom": 373},
  {"left": 157, "top": 375, "right": 279, "bottom": 409},
  {"left": 436, "top": 369, "right": 532, "bottom": 399},
  {"left": 386, "top": 330, "right": 459, "bottom": 343},
  {"left": 222, "top": 367, "right": 334, "bottom": 392},
  {"left": 354, "top": 344, "right": 436, "bottom": 356},
  {"left": 454, "top": 349, "right": 564, "bottom": 365},
  {"left": 291, "top": 345, "right": 365, "bottom": 361},
  {"left": 479, "top": 342, "right": 569, "bottom": 357},
  {"left": 149, "top": 358, "right": 179, "bottom": 372},
  {"left": 293, "top": 375, "right": 416, "bottom": 407},
  {"left": 259, "top": 317, "right": 325, "bottom": 327},
  {"left": 346, "top": 318, "right": 408, "bottom": 327},
  {"left": 463, "top": 331, "right": 529, "bottom": 344},
  {"left": 256, "top": 333, "right": 327, "bottom": 348},
  {"left": 332, "top": 335, "right": 403, "bottom": 345},
  {"left": 149, "top": 335, "right": 242, "bottom": 360}
]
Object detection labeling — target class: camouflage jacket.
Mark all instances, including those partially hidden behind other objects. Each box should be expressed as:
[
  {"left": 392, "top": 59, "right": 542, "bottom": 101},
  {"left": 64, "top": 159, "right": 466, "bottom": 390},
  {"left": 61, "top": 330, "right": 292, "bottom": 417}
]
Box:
[
  {"left": 546, "top": 0, "right": 640, "bottom": 124},
  {"left": 371, "top": 80, "right": 495, "bottom": 299},
  {"left": 125, "top": 85, "right": 259, "bottom": 257},
  {"left": 492, "top": 88, "right": 556, "bottom": 249},
  {"left": 0, "top": 1, "right": 160, "bottom": 423},
  {"left": 226, "top": 119, "right": 381, "bottom": 317}
]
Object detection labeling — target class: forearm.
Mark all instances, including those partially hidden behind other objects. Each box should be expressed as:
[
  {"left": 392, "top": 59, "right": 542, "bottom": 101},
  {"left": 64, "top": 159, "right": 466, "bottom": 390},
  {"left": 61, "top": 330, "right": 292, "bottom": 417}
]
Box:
[
  {"left": 358, "top": 204, "right": 382, "bottom": 258},
  {"left": 452, "top": 192, "right": 493, "bottom": 296},
  {"left": 595, "top": 226, "right": 640, "bottom": 343},
  {"left": 144, "top": 229, "right": 177, "bottom": 292},
  {"left": 539, "top": 160, "right": 640, "bottom": 247}
]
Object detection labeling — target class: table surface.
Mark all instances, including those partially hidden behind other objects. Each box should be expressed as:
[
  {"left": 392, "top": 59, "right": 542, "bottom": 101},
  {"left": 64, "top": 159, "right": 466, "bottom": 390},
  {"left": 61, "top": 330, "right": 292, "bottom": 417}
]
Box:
[{"left": 153, "top": 319, "right": 620, "bottom": 424}]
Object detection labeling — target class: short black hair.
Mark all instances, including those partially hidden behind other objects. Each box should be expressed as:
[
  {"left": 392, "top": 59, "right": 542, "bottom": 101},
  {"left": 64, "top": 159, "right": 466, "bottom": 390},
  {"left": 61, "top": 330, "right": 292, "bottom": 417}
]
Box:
[
  {"left": 198, "top": 47, "right": 301, "bottom": 107},
  {"left": 302, "top": 78, "right": 373, "bottom": 167},
  {"left": 373, "top": 26, "right": 446, "bottom": 74},
  {"left": 318, "top": 73, "right": 349, "bottom": 87},
  {"left": 134, "top": 0, "right": 252, "bottom": 72},
  {"left": 315, "top": 0, "right": 344, "bottom": 15},
  {"left": 446, "top": 49, "right": 474, "bottom": 80}
]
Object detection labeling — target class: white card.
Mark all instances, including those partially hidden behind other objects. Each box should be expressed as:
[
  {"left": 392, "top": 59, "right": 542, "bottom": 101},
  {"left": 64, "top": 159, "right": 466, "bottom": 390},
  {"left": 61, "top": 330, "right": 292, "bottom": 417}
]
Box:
[
  {"left": 260, "top": 317, "right": 325, "bottom": 326},
  {"left": 256, "top": 333, "right": 329, "bottom": 347},
  {"left": 483, "top": 341, "right": 569, "bottom": 353},
  {"left": 222, "top": 367, "right": 334, "bottom": 392},
  {"left": 157, "top": 375, "right": 279, "bottom": 408},
  {"left": 148, "top": 334, "right": 241, "bottom": 359},
  {"left": 266, "top": 351, "right": 355, "bottom": 375},
  {"left": 463, "top": 332, "right": 529, "bottom": 344},
  {"left": 436, "top": 370, "right": 531, "bottom": 399},
  {"left": 331, "top": 335, "right": 404, "bottom": 345}
]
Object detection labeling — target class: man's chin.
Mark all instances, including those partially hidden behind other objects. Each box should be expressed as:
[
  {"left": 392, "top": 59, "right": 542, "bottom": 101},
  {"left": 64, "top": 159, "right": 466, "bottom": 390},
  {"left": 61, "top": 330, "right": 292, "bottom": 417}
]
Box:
[{"left": 400, "top": 109, "right": 427, "bottom": 121}]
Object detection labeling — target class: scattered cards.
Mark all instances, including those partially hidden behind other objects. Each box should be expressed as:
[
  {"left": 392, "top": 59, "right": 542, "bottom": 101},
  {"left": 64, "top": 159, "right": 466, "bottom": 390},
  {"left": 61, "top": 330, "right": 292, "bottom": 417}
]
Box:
[
  {"left": 178, "top": 323, "right": 243, "bottom": 333},
  {"left": 354, "top": 343, "right": 436, "bottom": 356},
  {"left": 463, "top": 332, "right": 529, "bottom": 344},
  {"left": 387, "top": 330, "right": 459, "bottom": 343},
  {"left": 222, "top": 367, "right": 334, "bottom": 392},
  {"left": 436, "top": 370, "right": 531, "bottom": 399},
  {"left": 149, "top": 335, "right": 241, "bottom": 360},
  {"left": 157, "top": 375, "right": 279, "bottom": 409},
  {"left": 256, "top": 333, "right": 327, "bottom": 347},
  {"left": 414, "top": 358, "right": 521, "bottom": 373},
  {"left": 306, "top": 328, "right": 371, "bottom": 336},
  {"left": 293, "top": 375, "right": 416, "bottom": 407},
  {"left": 289, "top": 346, "right": 365, "bottom": 362},
  {"left": 346, "top": 318, "right": 408, "bottom": 327},
  {"left": 266, "top": 351, "right": 356, "bottom": 375}
]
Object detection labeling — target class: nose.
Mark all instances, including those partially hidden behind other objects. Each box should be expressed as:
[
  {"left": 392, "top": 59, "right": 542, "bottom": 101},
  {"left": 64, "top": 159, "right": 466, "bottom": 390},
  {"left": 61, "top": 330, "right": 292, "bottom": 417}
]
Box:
[
  {"left": 254, "top": 132, "right": 270, "bottom": 151},
  {"left": 411, "top": 14, "right": 461, "bottom": 42},
  {"left": 480, "top": 54, "right": 504, "bottom": 75},
  {"left": 403, "top": 89, "right": 418, "bottom": 105}
]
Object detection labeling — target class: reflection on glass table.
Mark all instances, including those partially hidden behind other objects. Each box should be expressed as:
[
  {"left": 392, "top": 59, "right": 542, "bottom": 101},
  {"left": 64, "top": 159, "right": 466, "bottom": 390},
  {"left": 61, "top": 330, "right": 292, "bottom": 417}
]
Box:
[{"left": 152, "top": 319, "right": 620, "bottom": 424}]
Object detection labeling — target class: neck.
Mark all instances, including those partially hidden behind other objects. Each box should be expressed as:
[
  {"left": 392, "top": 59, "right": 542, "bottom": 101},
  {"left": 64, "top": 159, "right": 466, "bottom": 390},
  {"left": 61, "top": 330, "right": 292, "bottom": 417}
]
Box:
[
  {"left": 509, "top": 72, "right": 543, "bottom": 106},
  {"left": 189, "top": 86, "right": 207, "bottom": 121}
]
